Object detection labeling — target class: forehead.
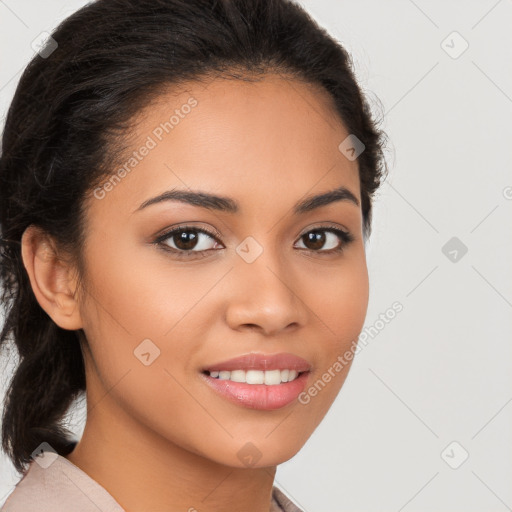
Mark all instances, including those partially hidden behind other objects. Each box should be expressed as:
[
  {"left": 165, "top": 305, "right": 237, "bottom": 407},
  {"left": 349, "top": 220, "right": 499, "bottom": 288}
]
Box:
[{"left": 88, "top": 74, "right": 361, "bottom": 218}]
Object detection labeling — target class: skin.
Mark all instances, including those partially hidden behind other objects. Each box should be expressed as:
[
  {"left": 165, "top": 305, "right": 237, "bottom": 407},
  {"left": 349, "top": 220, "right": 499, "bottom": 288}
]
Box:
[{"left": 21, "top": 73, "right": 369, "bottom": 512}]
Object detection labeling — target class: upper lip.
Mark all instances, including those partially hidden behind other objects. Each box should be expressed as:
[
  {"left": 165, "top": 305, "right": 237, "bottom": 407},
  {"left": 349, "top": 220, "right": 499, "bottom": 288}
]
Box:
[{"left": 202, "top": 352, "right": 312, "bottom": 372}]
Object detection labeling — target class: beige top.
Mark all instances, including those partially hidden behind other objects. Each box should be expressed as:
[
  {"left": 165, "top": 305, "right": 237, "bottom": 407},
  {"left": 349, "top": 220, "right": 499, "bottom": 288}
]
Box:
[{"left": 1, "top": 454, "right": 303, "bottom": 512}]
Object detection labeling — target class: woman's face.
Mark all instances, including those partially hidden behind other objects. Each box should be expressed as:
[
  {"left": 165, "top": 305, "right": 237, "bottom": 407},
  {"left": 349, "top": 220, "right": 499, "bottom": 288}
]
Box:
[{"left": 75, "top": 74, "right": 369, "bottom": 467}]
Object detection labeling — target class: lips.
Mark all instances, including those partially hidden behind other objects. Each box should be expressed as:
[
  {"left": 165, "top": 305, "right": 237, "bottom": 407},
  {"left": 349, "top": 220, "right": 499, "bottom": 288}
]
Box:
[
  {"left": 200, "top": 352, "right": 312, "bottom": 410},
  {"left": 202, "top": 352, "right": 312, "bottom": 372}
]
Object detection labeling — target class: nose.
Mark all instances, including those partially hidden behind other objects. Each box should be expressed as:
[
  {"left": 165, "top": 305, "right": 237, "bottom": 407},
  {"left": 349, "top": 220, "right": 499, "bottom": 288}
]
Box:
[{"left": 224, "top": 249, "right": 307, "bottom": 336}]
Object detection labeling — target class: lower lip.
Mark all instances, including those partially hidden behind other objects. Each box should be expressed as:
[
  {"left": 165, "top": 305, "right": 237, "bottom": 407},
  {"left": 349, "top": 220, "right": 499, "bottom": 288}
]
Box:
[{"left": 201, "top": 371, "right": 310, "bottom": 410}]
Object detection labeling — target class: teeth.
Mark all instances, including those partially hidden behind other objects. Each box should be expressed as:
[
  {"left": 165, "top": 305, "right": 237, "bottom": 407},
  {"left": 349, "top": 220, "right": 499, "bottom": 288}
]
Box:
[
  {"left": 207, "top": 369, "right": 302, "bottom": 384},
  {"left": 230, "top": 369, "right": 245, "bottom": 382},
  {"left": 264, "top": 369, "right": 281, "bottom": 385}
]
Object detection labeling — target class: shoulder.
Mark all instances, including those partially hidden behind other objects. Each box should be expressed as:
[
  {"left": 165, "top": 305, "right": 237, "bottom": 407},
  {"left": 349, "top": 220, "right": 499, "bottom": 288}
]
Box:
[
  {"left": 1, "top": 454, "right": 124, "bottom": 512},
  {"left": 1, "top": 454, "right": 302, "bottom": 512},
  {"left": 271, "top": 486, "right": 305, "bottom": 512}
]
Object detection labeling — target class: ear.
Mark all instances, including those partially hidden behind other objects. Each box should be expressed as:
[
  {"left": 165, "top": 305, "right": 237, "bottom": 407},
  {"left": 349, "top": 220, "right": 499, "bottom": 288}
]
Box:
[{"left": 21, "top": 225, "right": 83, "bottom": 331}]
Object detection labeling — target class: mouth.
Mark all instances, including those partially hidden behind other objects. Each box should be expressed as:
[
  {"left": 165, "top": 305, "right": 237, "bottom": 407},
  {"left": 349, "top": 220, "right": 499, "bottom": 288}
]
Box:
[
  {"left": 202, "top": 368, "right": 305, "bottom": 385},
  {"left": 200, "top": 352, "right": 312, "bottom": 410}
]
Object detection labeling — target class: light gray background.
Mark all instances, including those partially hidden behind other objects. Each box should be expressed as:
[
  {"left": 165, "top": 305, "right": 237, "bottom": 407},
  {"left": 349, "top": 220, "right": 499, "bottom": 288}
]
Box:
[{"left": 1, "top": 1, "right": 511, "bottom": 511}]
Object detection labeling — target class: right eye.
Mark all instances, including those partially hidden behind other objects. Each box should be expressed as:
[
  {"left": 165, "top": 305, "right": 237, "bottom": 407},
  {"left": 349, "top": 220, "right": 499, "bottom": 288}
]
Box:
[{"left": 154, "top": 226, "right": 223, "bottom": 257}]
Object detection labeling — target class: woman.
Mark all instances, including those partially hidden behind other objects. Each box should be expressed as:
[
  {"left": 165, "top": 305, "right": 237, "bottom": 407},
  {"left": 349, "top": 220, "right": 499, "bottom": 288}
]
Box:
[{"left": 0, "top": 0, "right": 388, "bottom": 510}]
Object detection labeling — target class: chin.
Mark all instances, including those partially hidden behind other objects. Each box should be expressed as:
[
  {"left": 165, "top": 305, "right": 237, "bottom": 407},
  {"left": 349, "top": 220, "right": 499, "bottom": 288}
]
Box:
[{"left": 209, "top": 434, "right": 309, "bottom": 469}]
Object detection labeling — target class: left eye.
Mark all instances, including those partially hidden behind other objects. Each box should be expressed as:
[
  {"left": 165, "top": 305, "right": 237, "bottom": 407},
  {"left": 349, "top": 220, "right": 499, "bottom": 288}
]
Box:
[{"left": 295, "top": 229, "right": 348, "bottom": 252}]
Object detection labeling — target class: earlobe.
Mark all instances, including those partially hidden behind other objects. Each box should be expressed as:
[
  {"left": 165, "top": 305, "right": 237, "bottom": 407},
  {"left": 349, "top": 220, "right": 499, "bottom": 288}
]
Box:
[{"left": 21, "top": 225, "right": 83, "bottom": 331}]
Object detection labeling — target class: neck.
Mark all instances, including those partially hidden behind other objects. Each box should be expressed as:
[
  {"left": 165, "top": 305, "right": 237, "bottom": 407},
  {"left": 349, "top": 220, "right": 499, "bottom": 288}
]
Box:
[{"left": 65, "top": 391, "right": 277, "bottom": 512}]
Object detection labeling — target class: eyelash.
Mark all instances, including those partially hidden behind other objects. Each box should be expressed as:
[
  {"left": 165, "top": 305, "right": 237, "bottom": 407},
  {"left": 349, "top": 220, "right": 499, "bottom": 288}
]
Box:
[{"left": 153, "top": 223, "right": 355, "bottom": 259}]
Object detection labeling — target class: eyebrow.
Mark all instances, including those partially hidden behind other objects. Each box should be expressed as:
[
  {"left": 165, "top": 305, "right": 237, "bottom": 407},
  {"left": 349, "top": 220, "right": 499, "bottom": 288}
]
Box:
[{"left": 134, "top": 185, "right": 360, "bottom": 214}]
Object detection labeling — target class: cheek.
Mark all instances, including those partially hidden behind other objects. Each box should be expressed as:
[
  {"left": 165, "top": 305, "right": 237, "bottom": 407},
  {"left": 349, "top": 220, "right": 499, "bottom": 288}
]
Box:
[
  {"left": 80, "top": 235, "right": 213, "bottom": 340},
  {"left": 77, "top": 243, "right": 216, "bottom": 449},
  {"left": 77, "top": 238, "right": 225, "bottom": 407},
  {"left": 304, "top": 248, "right": 369, "bottom": 350},
  {"left": 295, "top": 249, "right": 369, "bottom": 413}
]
